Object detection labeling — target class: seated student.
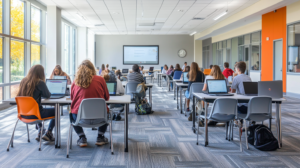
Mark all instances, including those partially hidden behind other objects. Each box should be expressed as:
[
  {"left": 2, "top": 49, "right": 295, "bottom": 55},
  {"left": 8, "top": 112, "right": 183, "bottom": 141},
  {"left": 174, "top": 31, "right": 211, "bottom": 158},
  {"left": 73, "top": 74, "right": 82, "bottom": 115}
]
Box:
[
  {"left": 230, "top": 61, "right": 252, "bottom": 115},
  {"left": 222, "top": 62, "right": 234, "bottom": 79},
  {"left": 127, "top": 64, "right": 145, "bottom": 83},
  {"left": 171, "top": 64, "right": 182, "bottom": 77},
  {"left": 180, "top": 66, "right": 190, "bottom": 80},
  {"left": 210, "top": 65, "right": 213, "bottom": 69},
  {"left": 185, "top": 62, "right": 205, "bottom": 113},
  {"left": 71, "top": 60, "right": 110, "bottom": 147},
  {"left": 106, "top": 69, "right": 117, "bottom": 82},
  {"left": 99, "top": 64, "right": 105, "bottom": 75},
  {"left": 182, "top": 62, "right": 187, "bottom": 71},
  {"left": 139, "top": 66, "right": 145, "bottom": 74},
  {"left": 162, "top": 64, "right": 168, "bottom": 80},
  {"left": 50, "top": 65, "right": 72, "bottom": 85},
  {"left": 115, "top": 69, "right": 122, "bottom": 80},
  {"left": 17, "top": 65, "right": 55, "bottom": 141},
  {"left": 166, "top": 65, "right": 174, "bottom": 75},
  {"left": 106, "top": 64, "right": 110, "bottom": 71}
]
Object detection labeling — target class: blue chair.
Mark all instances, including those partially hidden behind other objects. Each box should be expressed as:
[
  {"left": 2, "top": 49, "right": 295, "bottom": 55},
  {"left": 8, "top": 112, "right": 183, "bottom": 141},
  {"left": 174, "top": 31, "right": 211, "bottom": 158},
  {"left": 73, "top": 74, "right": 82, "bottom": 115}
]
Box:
[
  {"left": 161, "top": 67, "right": 163, "bottom": 73},
  {"left": 173, "top": 71, "right": 182, "bottom": 80}
]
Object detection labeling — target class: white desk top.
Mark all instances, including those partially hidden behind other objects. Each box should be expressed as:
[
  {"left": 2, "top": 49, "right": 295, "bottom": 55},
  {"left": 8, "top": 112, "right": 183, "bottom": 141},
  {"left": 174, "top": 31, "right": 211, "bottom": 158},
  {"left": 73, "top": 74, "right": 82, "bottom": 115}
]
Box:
[
  {"left": 122, "top": 81, "right": 153, "bottom": 87},
  {"left": 3, "top": 95, "right": 132, "bottom": 104},
  {"left": 193, "top": 93, "right": 286, "bottom": 102},
  {"left": 176, "top": 83, "right": 188, "bottom": 86},
  {"left": 144, "top": 74, "right": 153, "bottom": 77},
  {"left": 173, "top": 79, "right": 182, "bottom": 82},
  {"left": 157, "top": 73, "right": 166, "bottom": 75}
]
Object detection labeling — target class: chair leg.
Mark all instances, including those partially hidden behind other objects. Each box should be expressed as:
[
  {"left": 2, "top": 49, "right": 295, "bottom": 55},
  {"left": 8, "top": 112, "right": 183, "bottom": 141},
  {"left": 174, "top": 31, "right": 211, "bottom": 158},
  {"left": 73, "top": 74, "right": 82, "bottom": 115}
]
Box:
[
  {"left": 228, "top": 121, "right": 232, "bottom": 141},
  {"left": 110, "top": 121, "right": 114, "bottom": 155},
  {"left": 244, "top": 119, "right": 249, "bottom": 150},
  {"left": 67, "top": 124, "right": 72, "bottom": 158},
  {"left": 26, "top": 124, "right": 30, "bottom": 142},
  {"left": 70, "top": 125, "right": 73, "bottom": 150},
  {"left": 231, "top": 121, "right": 234, "bottom": 141},
  {"left": 197, "top": 117, "right": 200, "bottom": 145},
  {"left": 39, "top": 121, "right": 45, "bottom": 151},
  {"left": 238, "top": 120, "right": 243, "bottom": 152},
  {"left": 7, "top": 119, "right": 19, "bottom": 151},
  {"left": 61, "top": 106, "right": 63, "bottom": 116},
  {"left": 184, "top": 99, "right": 187, "bottom": 116},
  {"left": 225, "top": 122, "right": 228, "bottom": 140}
]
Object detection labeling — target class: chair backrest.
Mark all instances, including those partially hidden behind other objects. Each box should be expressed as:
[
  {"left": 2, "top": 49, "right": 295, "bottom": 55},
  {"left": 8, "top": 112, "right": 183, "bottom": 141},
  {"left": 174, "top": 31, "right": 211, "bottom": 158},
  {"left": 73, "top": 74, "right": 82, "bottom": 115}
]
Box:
[
  {"left": 161, "top": 67, "right": 163, "bottom": 72},
  {"left": 125, "top": 82, "right": 140, "bottom": 98},
  {"left": 75, "top": 98, "right": 107, "bottom": 125},
  {"left": 173, "top": 71, "right": 182, "bottom": 80},
  {"left": 209, "top": 98, "right": 237, "bottom": 117},
  {"left": 190, "top": 83, "right": 204, "bottom": 99},
  {"left": 245, "top": 97, "right": 272, "bottom": 119},
  {"left": 203, "top": 69, "right": 211, "bottom": 75},
  {"left": 15, "top": 97, "right": 42, "bottom": 120}
]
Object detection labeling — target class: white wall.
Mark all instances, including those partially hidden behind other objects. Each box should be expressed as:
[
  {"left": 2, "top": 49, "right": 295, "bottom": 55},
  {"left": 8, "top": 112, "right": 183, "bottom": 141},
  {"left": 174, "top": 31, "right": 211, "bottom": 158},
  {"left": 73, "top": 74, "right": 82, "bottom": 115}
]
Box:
[
  {"left": 77, "top": 27, "right": 87, "bottom": 67},
  {"left": 95, "top": 35, "right": 194, "bottom": 70},
  {"left": 250, "top": 71, "right": 261, "bottom": 82},
  {"left": 287, "top": 74, "right": 300, "bottom": 98},
  {"left": 87, "top": 30, "right": 95, "bottom": 65}
]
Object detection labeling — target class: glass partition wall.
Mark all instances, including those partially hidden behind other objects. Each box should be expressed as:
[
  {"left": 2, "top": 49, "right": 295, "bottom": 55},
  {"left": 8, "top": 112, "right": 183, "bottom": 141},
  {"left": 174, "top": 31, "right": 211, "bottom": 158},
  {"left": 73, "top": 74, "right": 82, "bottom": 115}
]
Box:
[{"left": 287, "top": 22, "right": 300, "bottom": 73}]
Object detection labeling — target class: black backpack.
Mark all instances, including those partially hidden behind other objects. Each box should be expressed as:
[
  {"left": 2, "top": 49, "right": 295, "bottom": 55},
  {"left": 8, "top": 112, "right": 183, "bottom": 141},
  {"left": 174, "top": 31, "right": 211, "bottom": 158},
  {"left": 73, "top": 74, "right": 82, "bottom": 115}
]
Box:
[{"left": 248, "top": 124, "right": 278, "bottom": 151}]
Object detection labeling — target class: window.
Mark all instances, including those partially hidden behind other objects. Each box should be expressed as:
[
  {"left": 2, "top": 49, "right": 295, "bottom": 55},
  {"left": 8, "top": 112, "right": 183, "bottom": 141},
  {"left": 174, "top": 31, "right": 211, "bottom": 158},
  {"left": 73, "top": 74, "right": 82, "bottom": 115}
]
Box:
[
  {"left": 287, "top": 23, "right": 300, "bottom": 73},
  {"left": 31, "top": 7, "right": 41, "bottom": 42},
  {"left": 11, "top": 40, "right": 24, "bottom": 82},
  {"left": 64, "top": 24, "right": 70, "bottom": 74},
  {"left": 11, "top": 0, "right": 24, "bottom": 38},
  {"left": 62, "top": 23, "right": 76, "bottom": 79},
  {"left": 0, "top": 0, "right": 3, "bottom": 33},
  {"left": 31, "top": 44, "right": 40, "bottom": 66},
  {"left": 10, "top": 84, "right": 19, "bottom": 98},
  {"left": 0, "top": 38, "right": 2, "bottom": 83},
  {"left": 250, "top": 45, "right": 260, "bottom": 70}
]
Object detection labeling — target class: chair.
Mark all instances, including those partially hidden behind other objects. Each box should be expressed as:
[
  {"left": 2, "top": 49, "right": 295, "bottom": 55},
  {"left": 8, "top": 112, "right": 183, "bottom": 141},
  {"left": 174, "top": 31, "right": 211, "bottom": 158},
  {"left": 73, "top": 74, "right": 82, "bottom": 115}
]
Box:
[
  {"left": 238, "top": 97, "right": 273, "bottom": 150},
  {"left": 125, "top": 82, "right": 140, "bottom": 102},
  {"left": 198, "top": 98, "right": 242, "bottom": 151},
  {"left": 203, "top": 69, "right": 211, "bottom": 75},
  {"left": 7, "top": 97, "right": 55, "bottom": 152},
  {"left": 184, "top": 83, "right": 204, "bottom": 116},
  {"left": 166, "top": 75, "right": 173, "bottom": 91},
  {"left": 66, "top": 98, "right": 113, "bottom": 158},
  {"left": 173, "top": 71, "right": 182, "bottom": 80}
]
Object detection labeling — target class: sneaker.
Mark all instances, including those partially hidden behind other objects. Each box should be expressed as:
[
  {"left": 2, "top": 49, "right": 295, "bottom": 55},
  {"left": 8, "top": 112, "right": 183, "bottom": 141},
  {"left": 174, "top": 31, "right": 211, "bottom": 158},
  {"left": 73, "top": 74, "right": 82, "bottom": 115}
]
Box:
[
  {"left": 95, "top": 136, "right": 108, "bottom": 146},
  {"left": 198, "top": 119, "right": 204, "bottom": 127},
  {"left": 188, "top": 113, "right": 193, "bottom": 121},
  {"left": 42, "top": 131, "right": 55, "bottom": 141},
  {"left": 35, "top": 129, "right": 45, "bottom": 141},
  {"left": 77, "top": 137, "right": 88, "bottom": 147},
  {"left": 186, "top": 108, "right": 190, "bottom": 112}
]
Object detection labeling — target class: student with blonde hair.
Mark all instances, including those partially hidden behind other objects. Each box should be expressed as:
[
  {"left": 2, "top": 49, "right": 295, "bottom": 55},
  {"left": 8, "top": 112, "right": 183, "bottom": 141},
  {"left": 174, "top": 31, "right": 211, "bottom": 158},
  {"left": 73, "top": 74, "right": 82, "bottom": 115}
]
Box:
[
  {"left": 50, "top": 65, "right": 72, "bottom": 85},
  {"left": 202, "top": 65, "right": 226, "bottom": 91}
]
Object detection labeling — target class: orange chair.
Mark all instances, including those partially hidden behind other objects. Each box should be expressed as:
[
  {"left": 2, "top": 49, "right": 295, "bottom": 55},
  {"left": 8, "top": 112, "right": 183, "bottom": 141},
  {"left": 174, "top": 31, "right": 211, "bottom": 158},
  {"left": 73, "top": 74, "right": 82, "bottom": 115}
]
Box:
[
  {"left": 203, "top": 69, "right": 211, "bottom": 75},
  {"left": 7, "top": 97, "right": 55, "bottom": 151}
]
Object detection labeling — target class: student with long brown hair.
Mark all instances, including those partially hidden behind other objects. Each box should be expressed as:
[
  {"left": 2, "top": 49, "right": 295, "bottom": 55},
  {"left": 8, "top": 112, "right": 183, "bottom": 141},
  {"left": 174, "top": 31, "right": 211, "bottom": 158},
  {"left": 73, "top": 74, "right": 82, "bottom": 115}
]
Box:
[
  {"left": 202, "top": 65, "right": 226, "bottom": 91},
  {"left": 71, "top": 60, "right": 110, "bottom": 147},
  {"left": 185, "top": 62, "right": 205, "bottom": 112},
  {"left": 50, "top": 65, "right": 72, "bottom": 85},
  {"left": 99, "top": 64, "right": 105, "bottom": 75},
  {"left": 171, "top": 63, "right": 182, "bottom": 77},
  {"left": 17, "top": 65, "right": 55, "bottom": 142}
]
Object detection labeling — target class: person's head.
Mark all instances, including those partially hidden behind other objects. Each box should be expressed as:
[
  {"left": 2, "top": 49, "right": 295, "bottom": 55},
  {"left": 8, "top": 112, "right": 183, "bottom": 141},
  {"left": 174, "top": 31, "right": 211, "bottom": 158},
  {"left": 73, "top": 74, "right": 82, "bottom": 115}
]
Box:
[
  {"left": 75, "top": 60, "right": 96, "bottom": 88},
  {"left": 141, "top": 66, "right": 144, "bottom": 70},
  {"left": 17, "top": 65, "right": 45, "bottom": 96},
  {"left": 103, "top": 74, "right": 110, "bottom": 82},
  {"left": 175, "top": 64, "right": 182, "bottom": 71},
  {"left": 132, "top": 64, "right": 139, "bottom": 73},
  {"left": 224, "top": 62, "right": 229, "bottom": 69},
  {"left": 185, "top": 66, "right": 190, "bottom": 72},
  {"left": 210, "top": 65, "right": 213, "bottom": 69},
  {"left": 184, "top": 62, "right": 187, "bottom": 66},
  {"left": 164, "top": 64, "right": 168, "bottom": 70},
  {"left": 101, "top": 64, "right": 105, "bottom": 70},
  {"left": 170, "top": 65, "right": 174, "bottom": 70},
  {"left": 210, "top": 65, "right": 225, "bottom": 79},
  {"left": 234, "top": 61, "right": 246, "bottom": 74},
  {"left": 53, "top": 65, "right": 63, "bottom": 75},
  {"left": 106, "top": 64, "right": 109, "bottom": 69},
  {"left": 189, "top": 62, "right": 200, "bottom": 81}
]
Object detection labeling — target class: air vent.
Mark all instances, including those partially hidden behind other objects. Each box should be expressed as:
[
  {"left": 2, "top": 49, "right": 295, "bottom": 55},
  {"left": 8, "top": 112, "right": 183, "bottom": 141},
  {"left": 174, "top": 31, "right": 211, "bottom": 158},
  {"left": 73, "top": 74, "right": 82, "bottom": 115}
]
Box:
[
  {"left": 192, "top": 17, "right": 205, "bottom": 20},
  {"left": 95, "top": 24, "right": 105, "bottom": 27}
]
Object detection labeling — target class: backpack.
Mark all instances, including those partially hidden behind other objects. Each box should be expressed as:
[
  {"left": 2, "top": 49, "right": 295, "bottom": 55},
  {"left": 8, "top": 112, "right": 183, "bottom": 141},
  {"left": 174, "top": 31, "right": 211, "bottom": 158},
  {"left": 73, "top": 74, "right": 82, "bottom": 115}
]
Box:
[
  {"left": 134, "top": 83, "right": 152, "bottom": 115},
  {"left": 248, "top": 124, "right": 278, "bottom": 151}
]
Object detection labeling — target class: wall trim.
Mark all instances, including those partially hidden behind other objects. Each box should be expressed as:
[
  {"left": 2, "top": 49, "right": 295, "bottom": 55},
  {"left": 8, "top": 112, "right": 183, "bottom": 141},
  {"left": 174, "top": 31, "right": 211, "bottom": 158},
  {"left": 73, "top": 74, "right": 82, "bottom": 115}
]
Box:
[{"left": 286, "top": 92, "right": 300, "bottom": 99}]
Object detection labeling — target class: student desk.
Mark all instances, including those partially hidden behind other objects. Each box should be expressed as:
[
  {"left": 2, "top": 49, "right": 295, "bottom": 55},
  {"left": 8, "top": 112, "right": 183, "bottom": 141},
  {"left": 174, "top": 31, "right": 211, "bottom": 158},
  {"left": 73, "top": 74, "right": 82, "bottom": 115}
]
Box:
[
  {"left": 192, "top": 93, "right": 286, "bottom": 147},
  {"left": 157, "top": 73, "right": 166, "bottom": 87},
  {"left": 122, "top": 81, "right": 153, "bottom": 106},
  {"left": 144, "top": 74, "right": 153, "bottom": 83},
  {"left": 175, "top": 83, "right": 188, "bottom": 114},
  {"left": 4, "top": 95, "right": 131, "bottom": 152},
  {"left": 173, "top": 79, "right": 182, "bottom": 100}
]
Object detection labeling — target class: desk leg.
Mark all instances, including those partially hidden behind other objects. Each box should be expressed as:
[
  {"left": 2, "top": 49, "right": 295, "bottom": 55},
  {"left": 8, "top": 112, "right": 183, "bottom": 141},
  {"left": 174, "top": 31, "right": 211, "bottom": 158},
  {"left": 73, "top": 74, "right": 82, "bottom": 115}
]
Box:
[
  {"left": 177, "top": 86, "right": 179, "bottom": 109},
  {"left": 276, "top": 103, "right": 282, "bottom": 148},
  {"left": 180, "top": 87, "right": 183, "bottom": 114},
  {"left": 58, "top": 104, "right": 61, "bottom": 148},
  {"left": 192, "top": 96, "right": 196, "bottom": 133},
  {"left": 55, "top": 103, "right": 59, "bottom": 148},
  {"left": 204, "top": 103, "right": 208, "bottom": 146},
  {"left": 174, "top": 82, "right": 176, "bottom": 100},
  {"left": 149, "top": 87, "right": 152, "bottom": 106},
  {"left": 124, "top": 104, "right": 129, "bottom": 152}
]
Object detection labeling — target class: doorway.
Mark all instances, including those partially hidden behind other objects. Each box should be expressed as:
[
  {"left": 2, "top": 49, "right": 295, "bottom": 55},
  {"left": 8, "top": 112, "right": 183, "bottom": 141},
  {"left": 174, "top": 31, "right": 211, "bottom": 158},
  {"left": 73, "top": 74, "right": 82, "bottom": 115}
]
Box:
[{"left": 273, "top": 39, "right": 283, "bottom": 80}]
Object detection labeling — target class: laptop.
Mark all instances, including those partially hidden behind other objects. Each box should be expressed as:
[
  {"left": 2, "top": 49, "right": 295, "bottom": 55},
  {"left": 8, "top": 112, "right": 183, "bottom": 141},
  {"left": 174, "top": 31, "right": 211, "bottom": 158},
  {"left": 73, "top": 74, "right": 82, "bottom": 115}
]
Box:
[
  {"left": 149, "top": 67, "right": 154, "bottom": 72},
  {"left": 122, "top": 69, "right": 129, "bottom": 75},
  {"left": 106, "top": 82, "right": 122, "bottom": 96},
  {"left": 258, "top": 81, "right": 283, "bottom": 98},
  {"left": 243, "top": 82, "right": 258, "bottom": 96},
  {"left": 46, "top": 79, "right": 67, "bottom": 99},
  {"left": 53, "top": 76, "right": 66, "bottom": 79},
  {"left": 206, "top": 79, "right": 233, "bottom": 96},
  {"left": 182, "top": 72, "right": 189, "bottom": 84}
]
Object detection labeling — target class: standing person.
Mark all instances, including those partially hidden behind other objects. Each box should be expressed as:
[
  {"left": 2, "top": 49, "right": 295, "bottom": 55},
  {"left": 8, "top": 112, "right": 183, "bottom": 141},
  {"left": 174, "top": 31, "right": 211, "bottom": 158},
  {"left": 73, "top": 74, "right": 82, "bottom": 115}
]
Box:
[
  {"left": 17, "top": 65, "right": 56, "bottom": 142},
  {"left": 71, "top": 60, "right": 110, "bottom": 147},
  {"left": 182, "top": 62, "right": 187, "bottom": 71},
  {"left": 222, "top": 62, "right": 234, "bottom": 79},
  {"left": 185, "top": 62, "right": 205, "bottom": 113},
  {"left": 99, "top": 64, "right": 105, "bottom": 75},
  {"left": 127, "top": 64, "right": 145, "bottom": 83},
  {"left": 50, "top": 65, "right": 72, "bottom": 85},
  {"left": 171, "top": 64, "right": 182, "bottom": 77}
]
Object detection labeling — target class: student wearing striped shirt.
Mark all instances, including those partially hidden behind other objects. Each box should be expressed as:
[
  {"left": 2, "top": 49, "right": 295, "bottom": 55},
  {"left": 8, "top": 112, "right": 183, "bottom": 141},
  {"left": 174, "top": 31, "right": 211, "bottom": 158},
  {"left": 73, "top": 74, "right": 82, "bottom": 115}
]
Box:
[{"left": 127, "top": 64, "right": 145, "bottom": 83}]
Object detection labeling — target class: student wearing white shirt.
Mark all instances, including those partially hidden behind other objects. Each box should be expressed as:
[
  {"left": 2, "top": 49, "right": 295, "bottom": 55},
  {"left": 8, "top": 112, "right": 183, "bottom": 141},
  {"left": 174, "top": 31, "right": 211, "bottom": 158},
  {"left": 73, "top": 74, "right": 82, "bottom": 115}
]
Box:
[{"left": 182, "top": 62, "right": 187, "bottom": 71}]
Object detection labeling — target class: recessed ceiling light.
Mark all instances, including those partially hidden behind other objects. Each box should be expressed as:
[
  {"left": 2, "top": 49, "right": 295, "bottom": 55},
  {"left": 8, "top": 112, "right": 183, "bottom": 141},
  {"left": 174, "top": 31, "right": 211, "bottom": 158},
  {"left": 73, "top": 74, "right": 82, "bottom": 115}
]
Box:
[
  {"left": 192, "top": 17, "right": 205, "bottom": 20},
  {"left": 214, "top": 10, "right": 228, "bottom": 20},
  {"left": 177, "top": 9, "right": 184, "bottom": 12},
  {"left": 190, "top": 32, "right": 197, "bottom": 36},
  {"left": 95, "top": 24, "right": 105, "bottom": 27}
]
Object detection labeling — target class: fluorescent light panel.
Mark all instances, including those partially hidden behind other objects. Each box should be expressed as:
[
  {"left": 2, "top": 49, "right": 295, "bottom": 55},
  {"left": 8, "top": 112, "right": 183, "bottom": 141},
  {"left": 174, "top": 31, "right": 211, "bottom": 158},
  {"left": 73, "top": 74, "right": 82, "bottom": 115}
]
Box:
[
  {"left": 214, "top": 10, "right": 228, "bottom": 20},
  {"left": 190, "top": 31, "right": 197, "bottom": 36}
]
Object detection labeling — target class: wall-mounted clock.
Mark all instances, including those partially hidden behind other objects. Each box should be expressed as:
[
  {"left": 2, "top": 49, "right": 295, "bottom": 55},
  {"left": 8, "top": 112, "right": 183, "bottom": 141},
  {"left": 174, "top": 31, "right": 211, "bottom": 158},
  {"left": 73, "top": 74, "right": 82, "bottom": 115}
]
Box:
[{"left": 178, "top": 49, "right": 187, "bottom": 58}]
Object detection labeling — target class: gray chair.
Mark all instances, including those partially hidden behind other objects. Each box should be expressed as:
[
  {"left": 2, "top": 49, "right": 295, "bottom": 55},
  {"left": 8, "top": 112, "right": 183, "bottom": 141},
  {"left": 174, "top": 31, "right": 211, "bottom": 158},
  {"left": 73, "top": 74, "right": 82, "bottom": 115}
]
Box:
[
  {"left": 184, "top": 83, "right": 204, "bottom": 116},
  {"left": 166, "top": 75, "right": 173, "bottom": 91},
  {"left": 125, "top": 82, "right": 140, "bottom": 100},
  {"left": 66, "top": 98, "right": 113, "bottom": 158},
  {"left": 238, "top": 96, "right": 273, "bottom": 150},
  {"left": 198, "top": 98, "right": 242, "bottom": 151}
]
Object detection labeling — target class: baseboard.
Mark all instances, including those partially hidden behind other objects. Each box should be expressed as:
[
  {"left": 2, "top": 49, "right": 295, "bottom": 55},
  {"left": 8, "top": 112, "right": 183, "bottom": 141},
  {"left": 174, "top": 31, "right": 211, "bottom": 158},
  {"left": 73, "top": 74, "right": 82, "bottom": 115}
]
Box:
[{"left": 286, "top": 92, "right": 300, "bottom": 99}]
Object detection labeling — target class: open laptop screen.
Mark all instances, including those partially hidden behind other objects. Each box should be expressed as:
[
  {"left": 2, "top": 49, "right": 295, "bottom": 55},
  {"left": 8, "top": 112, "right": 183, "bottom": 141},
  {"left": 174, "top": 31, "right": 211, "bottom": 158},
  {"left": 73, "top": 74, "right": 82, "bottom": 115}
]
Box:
[
  {"left": 106, "top": 82, "right": 117, "bottom": 95},
  {"left": 183, "top": 72, "right": 189, "bottom": 83},
  {"left": 46, "top": 79, "right": 67, "bottom": 95},
  {"left": 122, "top": 69, "right": 128, "bottom": 73},
  {"left": 53, "top": 76, "right": 67, "bottom": 79},
  {"left": 207, "top": 79, "right": 227, "bottom": 93}
]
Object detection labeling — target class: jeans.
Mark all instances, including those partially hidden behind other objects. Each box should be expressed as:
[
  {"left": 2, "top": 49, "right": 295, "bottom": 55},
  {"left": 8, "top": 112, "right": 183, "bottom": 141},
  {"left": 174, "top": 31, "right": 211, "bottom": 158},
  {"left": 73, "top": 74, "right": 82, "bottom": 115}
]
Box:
[
  {"left": 72, "top": 114, "right": 108, "bottom": 137},
  {"left": 170, "top": 83, "right": 173, "bottom": 89},
  {"left": 22, "top": 108, "right": 55, "bottom": 132}
]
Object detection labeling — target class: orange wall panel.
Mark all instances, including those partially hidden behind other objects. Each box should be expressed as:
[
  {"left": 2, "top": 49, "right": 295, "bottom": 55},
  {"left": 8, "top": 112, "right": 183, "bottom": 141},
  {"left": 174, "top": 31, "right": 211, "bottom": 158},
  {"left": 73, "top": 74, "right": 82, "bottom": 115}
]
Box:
[{"left": 261, "top": 7, "right": 286, "bottom": 92}]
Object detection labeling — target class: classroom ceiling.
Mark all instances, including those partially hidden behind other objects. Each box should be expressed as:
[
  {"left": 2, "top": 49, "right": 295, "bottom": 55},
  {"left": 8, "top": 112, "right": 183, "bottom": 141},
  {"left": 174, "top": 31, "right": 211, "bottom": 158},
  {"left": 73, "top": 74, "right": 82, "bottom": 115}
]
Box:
[{"left": 38, "top": 0, "right": 261, "bottom": 35}]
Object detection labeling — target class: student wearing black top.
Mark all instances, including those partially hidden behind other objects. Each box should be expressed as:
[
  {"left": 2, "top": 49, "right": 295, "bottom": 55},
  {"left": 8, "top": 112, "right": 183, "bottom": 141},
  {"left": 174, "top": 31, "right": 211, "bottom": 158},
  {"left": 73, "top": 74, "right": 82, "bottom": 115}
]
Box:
[
  {"left": 17, "top": 65, "right": 55, "bottom": 142},
  {"left": 171, "top": 64, "right": 182, "bottom": 77},
  {"left": 185, "top": 62, "right": 205, "bottom": 112}
]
